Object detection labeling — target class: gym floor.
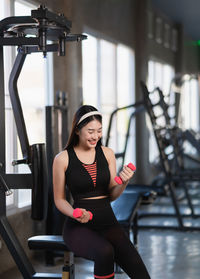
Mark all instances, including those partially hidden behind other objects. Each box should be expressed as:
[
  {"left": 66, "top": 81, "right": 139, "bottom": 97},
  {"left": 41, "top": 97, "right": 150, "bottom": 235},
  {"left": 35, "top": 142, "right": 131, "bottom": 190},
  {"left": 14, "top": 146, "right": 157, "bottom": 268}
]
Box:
[
  {"left": 1, "top": 228, "right": 200, "bottom": 279},
  {"left": 1, "top": 193, "right": 200, "bottom": 279}
]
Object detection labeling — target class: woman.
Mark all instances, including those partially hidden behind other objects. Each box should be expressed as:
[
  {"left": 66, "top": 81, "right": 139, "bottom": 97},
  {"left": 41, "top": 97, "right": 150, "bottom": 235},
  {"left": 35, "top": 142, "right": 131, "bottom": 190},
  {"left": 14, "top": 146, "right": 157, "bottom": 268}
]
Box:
[{"left": 53, "top": 105, "right": 151, "bottom": 279}]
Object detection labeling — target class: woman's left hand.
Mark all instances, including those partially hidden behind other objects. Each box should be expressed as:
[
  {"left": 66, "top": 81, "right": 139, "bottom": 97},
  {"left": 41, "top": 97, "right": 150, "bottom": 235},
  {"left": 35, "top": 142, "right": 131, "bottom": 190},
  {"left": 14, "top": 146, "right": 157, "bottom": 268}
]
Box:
[{"left": 118, "top": 165, "right": 134, "bottom": 184}]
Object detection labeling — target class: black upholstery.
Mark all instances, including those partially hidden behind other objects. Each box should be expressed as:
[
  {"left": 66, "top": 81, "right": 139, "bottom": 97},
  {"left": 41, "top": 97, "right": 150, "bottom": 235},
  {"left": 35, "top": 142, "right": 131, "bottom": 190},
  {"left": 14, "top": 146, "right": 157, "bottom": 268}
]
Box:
[
  {"left": 111, "top": 192, "right": 141, "bottom": 223},
  {"left": 125, "top": 183, "right": 163, "bottom": 195},
  {"left": 28, "top": 235, "right": 68, "bottom": 251},
  {"left": 31, "top": 143, "right": 48, "bottom": 221},
  {"left": 125, "top": 184, "right": 158, "bottom": 204}
]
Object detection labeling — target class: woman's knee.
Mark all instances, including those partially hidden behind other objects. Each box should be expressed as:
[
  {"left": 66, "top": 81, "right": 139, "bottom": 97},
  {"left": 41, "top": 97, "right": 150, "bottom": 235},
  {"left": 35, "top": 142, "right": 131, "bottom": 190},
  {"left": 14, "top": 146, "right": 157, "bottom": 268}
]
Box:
[{"left": 95, "top": 242, "right": 114, "bottom": 262}]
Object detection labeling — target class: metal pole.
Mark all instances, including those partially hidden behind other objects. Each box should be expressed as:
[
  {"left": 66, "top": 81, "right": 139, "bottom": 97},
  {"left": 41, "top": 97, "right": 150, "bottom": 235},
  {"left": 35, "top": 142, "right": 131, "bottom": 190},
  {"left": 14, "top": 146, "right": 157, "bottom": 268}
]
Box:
[
  {"left": 0, "top": 46, "right": 5, "bottom": 171},
  {"left": 8, "top": 49, "right": 30, "bottom": 161}
]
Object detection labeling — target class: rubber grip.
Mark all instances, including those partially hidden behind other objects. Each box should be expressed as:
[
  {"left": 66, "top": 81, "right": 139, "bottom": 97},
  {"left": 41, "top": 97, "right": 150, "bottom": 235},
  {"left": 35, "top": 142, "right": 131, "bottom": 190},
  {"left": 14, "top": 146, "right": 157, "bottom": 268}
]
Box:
[
  {"left": 88, "top": 211, "right": 93, "bottom": 220},
  {"left": 114, "top": 176, "right": 123, "bottom": 185},
  {"left": 73, "top": 208, "right": 82, "bottom": 218},
  {"left": 127, "top": 163, "right": 136, "bottom": 171},
  {"left": 73, "top": 208, "right": 93, "bottom": 220}
]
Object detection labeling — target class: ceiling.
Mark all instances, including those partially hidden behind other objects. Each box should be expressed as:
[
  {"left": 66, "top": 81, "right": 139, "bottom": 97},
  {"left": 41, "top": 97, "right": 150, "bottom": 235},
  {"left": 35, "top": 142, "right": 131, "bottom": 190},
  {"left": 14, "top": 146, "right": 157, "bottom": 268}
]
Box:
[{"left": 151, "top": 0, "right": 200, "bottom": 41}]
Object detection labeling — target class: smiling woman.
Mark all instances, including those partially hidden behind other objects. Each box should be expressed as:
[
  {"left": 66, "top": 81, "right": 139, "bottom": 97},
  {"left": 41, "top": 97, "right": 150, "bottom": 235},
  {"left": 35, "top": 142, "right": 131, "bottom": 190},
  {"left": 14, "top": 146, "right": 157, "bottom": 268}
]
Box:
[
  {"left": 75, "top": 120, "right": 102, "bottom": 151},
  {"left": 65, "top": 106, "right": 103, "bottom": 150},
  {"left": 52, "top": 105, "right": 150, "bottom": 279}
]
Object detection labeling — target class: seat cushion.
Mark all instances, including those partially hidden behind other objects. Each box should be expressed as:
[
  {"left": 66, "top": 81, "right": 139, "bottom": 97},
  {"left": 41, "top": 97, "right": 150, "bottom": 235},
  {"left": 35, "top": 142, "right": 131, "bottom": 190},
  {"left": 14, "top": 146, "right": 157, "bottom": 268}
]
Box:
[{"left": 28, "top": 235, "right": 69, "bottom": 251}]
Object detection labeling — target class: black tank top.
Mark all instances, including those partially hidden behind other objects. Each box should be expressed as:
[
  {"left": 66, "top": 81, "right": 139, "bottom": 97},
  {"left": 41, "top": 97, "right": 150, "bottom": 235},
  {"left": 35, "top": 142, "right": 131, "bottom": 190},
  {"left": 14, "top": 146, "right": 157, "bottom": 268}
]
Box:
[{"left": 65, "top": 145, "right": 110, "bottom": 201}]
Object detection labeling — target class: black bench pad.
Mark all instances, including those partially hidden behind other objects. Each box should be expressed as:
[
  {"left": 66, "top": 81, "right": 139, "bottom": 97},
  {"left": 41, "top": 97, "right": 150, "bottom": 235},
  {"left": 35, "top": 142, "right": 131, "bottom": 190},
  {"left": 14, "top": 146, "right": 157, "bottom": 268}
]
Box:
[
  {"left": 28, "top": 235, "right": 69, "bottom": 251},
  {"left": 111, "top": 192, "right": 141, "bottom": 223},
  {"left": 125, "top": 184, "right": 163, "bottom": 196}
]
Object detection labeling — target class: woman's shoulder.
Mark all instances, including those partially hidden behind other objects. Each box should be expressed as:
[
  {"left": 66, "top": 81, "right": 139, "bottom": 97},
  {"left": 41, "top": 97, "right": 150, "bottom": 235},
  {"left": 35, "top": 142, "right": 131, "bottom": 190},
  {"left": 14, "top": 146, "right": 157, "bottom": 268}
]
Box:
[
  {"left": 53, "top": 150, "right": 69, "bottom": 171},
  {"left": 101, "top": 146, "right": 115, "bottom": 160}
]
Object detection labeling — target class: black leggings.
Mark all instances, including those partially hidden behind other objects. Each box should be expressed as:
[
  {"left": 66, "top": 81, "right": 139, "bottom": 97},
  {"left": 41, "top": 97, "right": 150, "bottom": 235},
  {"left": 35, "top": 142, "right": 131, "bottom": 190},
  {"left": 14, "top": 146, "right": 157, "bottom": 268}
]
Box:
[{"left": 63, "top": 198, "right": 150, "bottom": 279}]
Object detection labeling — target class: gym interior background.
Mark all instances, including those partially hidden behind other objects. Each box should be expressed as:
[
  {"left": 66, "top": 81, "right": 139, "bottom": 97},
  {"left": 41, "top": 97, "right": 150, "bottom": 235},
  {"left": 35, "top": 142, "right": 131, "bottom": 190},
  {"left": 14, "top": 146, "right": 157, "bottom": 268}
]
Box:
[{"left": 0, "top": 0, "right": 200, "bottom": 278}]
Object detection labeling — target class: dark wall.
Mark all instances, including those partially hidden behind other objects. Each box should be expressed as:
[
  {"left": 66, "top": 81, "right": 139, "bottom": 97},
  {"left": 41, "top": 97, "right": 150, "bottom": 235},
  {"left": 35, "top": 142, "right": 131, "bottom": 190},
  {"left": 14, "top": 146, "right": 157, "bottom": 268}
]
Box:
[
  {"left": 182, "top": 37, "right": 199, "bottom": 74},
  {"left": 73, "top": 0, "right": 135, "bottom": 47},
  {"left": 34, "top": 0, "right": 136, "bottom": 123}
]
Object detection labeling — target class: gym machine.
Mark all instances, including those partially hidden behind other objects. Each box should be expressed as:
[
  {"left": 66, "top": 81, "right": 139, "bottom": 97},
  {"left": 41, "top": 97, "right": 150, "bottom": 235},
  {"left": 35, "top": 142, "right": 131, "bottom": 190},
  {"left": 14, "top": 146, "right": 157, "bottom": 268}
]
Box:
[
  {"left": 0, "top": 5, "right": 86, "bottom": 279},
  {"left": 140, "top": 81, "right": 200, "bottom": 231},
  {"left": 45, "top": 91, "right": 70, "bottom": 265},
  {"left": 105, "top": 82, "right": 200, "bottom": 231}
]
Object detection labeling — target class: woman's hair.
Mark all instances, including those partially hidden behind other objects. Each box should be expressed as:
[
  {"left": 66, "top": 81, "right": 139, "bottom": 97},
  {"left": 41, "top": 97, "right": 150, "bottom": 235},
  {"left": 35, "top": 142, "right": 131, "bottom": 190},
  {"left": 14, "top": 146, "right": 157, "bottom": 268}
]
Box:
[{"left": 65, "top": 105, "right": 102, "bottom": 150}]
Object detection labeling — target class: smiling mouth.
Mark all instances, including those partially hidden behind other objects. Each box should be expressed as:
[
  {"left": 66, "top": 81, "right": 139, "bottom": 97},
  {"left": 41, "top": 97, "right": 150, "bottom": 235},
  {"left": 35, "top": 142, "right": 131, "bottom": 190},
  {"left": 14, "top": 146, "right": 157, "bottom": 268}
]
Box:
[{"left": 89, "top": 141, "right": 97, "bottom": 145}]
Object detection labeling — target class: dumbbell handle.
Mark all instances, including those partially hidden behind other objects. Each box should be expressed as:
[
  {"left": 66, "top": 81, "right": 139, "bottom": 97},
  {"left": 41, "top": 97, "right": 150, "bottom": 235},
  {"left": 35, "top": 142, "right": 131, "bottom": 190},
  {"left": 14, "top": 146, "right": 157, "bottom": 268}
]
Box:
[
  {"left": 114, "top": 163, "right": 136, "bottom": 185},
  {"left": 73, "top": 208, "right": 93, "bottom": 220}
]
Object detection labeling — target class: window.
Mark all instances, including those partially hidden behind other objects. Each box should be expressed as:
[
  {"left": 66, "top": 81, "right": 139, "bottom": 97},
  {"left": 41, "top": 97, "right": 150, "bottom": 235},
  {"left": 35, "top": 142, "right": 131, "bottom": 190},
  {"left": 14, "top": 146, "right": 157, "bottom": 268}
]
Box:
[
  {"left": 147, "top": 59, "right": 175, "bottom": 163},
  {"left": 179, "top": 76, "right": 199, "bottom": 131},
  {"left": 178, "top": 76, "right": 200, "bottom": 155},
  {"left": 82, "top": 34, "right": 135, "bottom": 170},
  {"left": 3, "top": 0, "right": 53, "bottom": 209}
]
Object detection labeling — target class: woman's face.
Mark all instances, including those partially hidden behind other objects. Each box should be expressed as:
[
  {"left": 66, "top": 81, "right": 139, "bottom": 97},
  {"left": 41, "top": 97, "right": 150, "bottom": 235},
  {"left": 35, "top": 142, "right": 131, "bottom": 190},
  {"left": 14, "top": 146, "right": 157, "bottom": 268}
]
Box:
[{"left": 77, "top": 119, "right": 102, "bottom": 149}]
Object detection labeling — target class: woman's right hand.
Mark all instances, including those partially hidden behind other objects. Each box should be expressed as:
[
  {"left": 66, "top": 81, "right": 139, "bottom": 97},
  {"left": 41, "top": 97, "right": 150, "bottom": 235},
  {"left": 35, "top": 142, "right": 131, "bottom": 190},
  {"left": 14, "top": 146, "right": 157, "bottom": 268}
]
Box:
[{"left": 75, "top": 208, "right": 91, "bottom": 223}]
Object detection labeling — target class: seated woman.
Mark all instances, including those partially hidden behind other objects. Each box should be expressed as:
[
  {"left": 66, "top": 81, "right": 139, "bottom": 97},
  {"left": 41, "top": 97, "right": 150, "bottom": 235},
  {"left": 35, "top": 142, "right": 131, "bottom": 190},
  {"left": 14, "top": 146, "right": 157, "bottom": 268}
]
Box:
[{"left": 53, "top": 105, "right": 151, "bottom": 279}]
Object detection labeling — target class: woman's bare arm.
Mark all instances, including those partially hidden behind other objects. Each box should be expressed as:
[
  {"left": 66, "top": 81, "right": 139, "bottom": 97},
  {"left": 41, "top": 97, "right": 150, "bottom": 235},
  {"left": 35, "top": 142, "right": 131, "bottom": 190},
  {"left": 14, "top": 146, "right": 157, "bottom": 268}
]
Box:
[
  {"left": 102, "top": 146, "right": 134, "bottom": 201},
  {"left": 53, "top": 151, "right": 91, "bottom": 223},
  {"left": 53, "top": 151, "right": 75, "bottom": 218}
]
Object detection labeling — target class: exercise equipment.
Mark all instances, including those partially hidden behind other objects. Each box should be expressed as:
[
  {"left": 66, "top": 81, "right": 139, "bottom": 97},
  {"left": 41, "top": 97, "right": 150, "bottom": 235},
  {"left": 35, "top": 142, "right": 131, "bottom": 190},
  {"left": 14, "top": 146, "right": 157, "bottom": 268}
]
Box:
[
  {"left": 114, "top": 163, "right": 136, "bottom": 185},
  {"left": 105, "top": 103, "right": 158, "bottom": 252},
  {"left": 0, "top": 5, "right": 86, "bottom": 279},
  {"left": 105, "top": 95, "right": 200, "bottom": 231},
  {"left": 45, "top": 93, "right": 70, "bottom": 265},
  {"left": 28, "top": 235, "right": 74, "bottom": 279},
  {"left": 105, "top": 101, "right": 145, "bottom": 168},
  {"left": 140, "top": 81, "right": 200, "bottom": 231},
  {"left": 105, "top": 103, "right": 163, "bottom": 192},
  {"left": 73, "top": 208, "right": 93, "bottom": 220},
  {"left": 0, "top": 174, "right": 13, "bottom": 196}
]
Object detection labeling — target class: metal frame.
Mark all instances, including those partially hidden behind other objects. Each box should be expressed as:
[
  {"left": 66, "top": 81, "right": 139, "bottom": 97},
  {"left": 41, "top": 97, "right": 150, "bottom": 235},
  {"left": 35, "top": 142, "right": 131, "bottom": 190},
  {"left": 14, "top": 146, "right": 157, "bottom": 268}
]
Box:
[
  {"left": 106, "top": 93, "right": 200, "bottom": 231},
  {"left": 0, "top": 5, "right": 85, "bottom": 278},
  {"left": 140, "top": 81, "right": 200, "bottom": 231},
  {"left": 0, "top": 42, "right": 35, "bottom": 279},
  {"left": 105, "top": 101, "right": 145, "bottom": 168}
]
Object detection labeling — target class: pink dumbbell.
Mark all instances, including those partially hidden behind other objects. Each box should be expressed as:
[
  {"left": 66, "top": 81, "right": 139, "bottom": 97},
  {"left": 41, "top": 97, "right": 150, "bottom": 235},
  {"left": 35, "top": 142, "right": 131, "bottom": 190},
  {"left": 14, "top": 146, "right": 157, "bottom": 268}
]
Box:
[
  {"left": 73, "top": 208, "right": 93, "bottom": 220},
  {"left": 114, "top": 163, "right": 136, "bottom": 185}
]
